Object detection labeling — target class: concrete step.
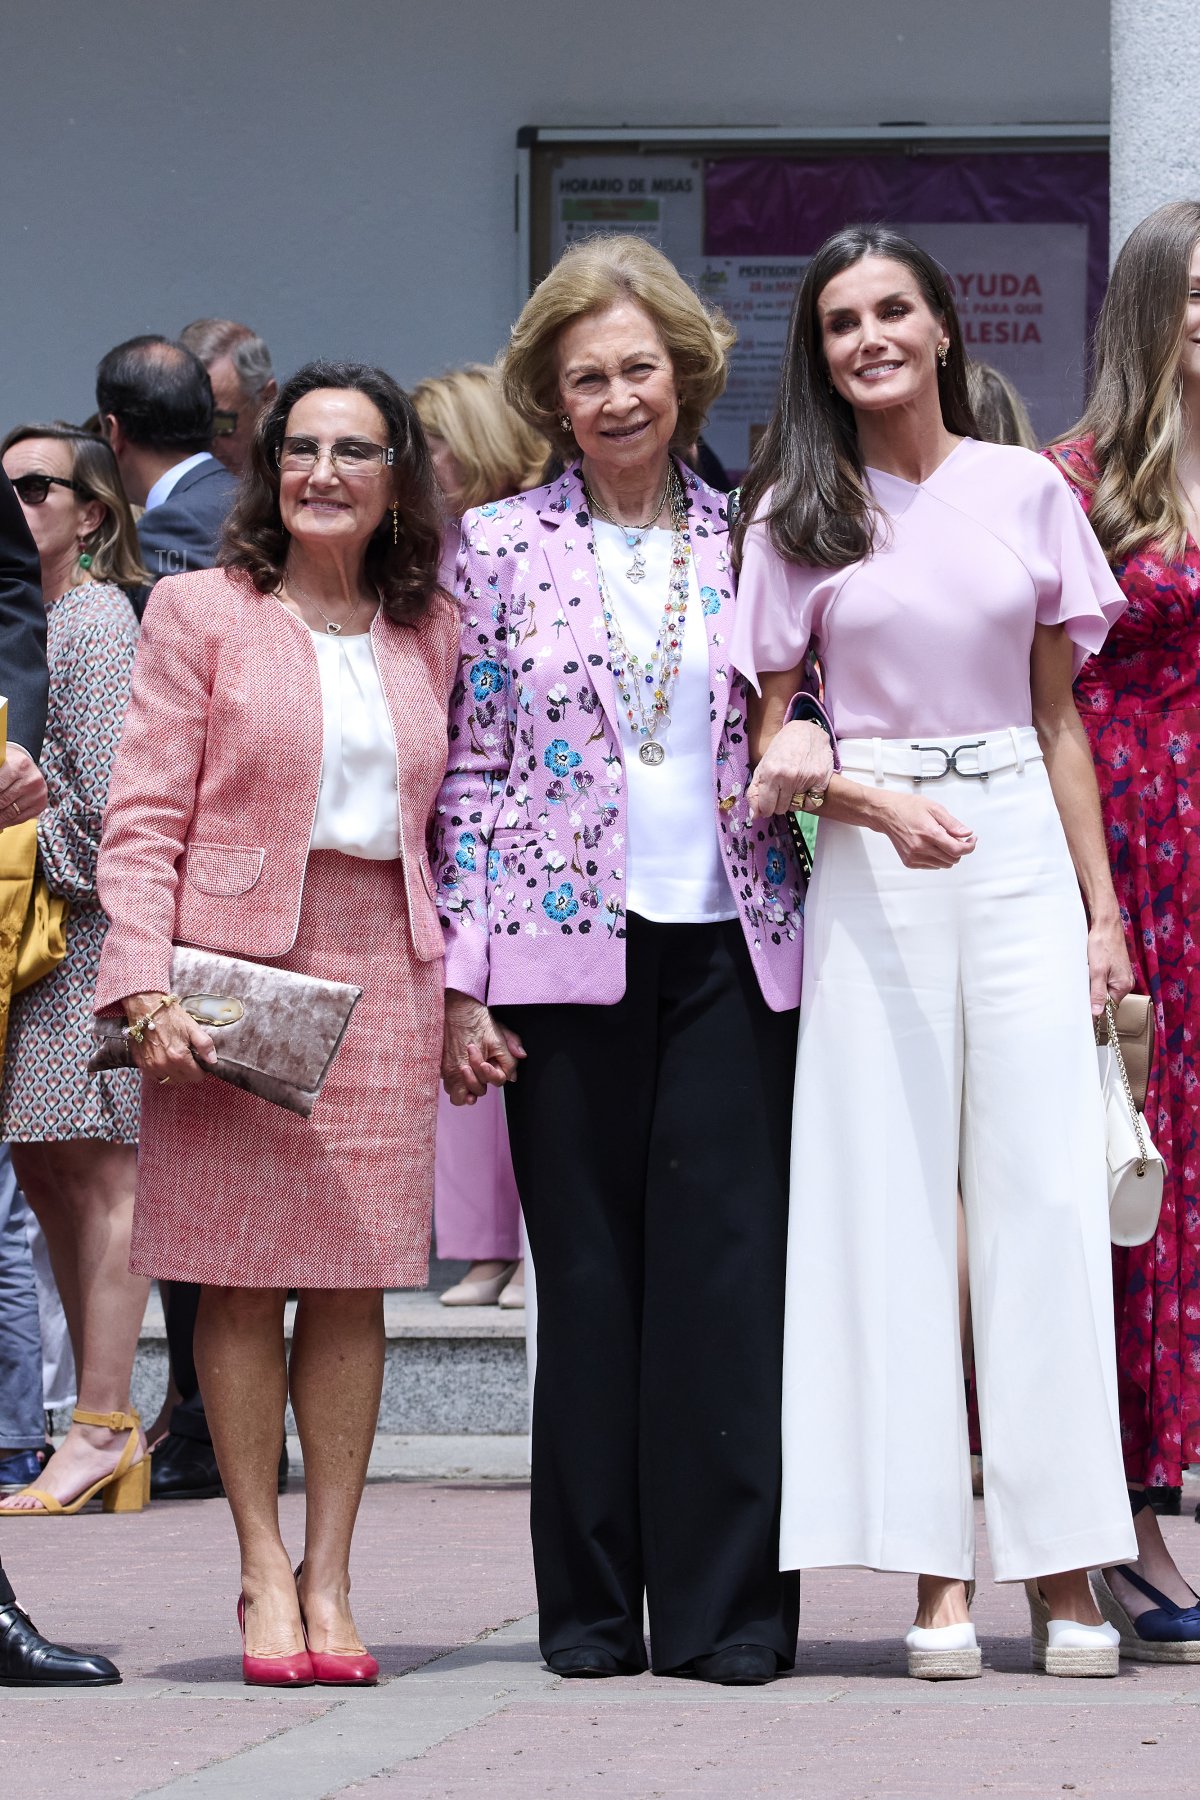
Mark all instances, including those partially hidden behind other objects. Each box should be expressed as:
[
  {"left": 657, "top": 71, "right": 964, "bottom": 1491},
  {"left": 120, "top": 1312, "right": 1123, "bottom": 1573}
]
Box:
[{"left": 130, "top": 1279, "right": 530, "bottom": 1437}]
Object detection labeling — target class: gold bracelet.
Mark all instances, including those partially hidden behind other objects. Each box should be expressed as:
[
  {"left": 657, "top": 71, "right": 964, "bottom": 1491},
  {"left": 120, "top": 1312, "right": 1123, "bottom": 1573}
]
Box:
[{"left": 123, "top": 994, "right": 182, "bottom": 1044}]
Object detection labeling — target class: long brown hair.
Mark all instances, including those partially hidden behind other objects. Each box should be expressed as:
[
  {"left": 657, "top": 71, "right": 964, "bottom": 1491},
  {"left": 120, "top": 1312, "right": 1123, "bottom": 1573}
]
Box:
[
  {"left": 1053, "top": 200, "right": 1200, "bottom": 564},
  {"left": 733, "top": 226, "right": 977, "bottom": 571},
  {"left": 220, "top": 360, "right": 443, "bottom": 624},
  {"left": 0, "top": 422, "right": 148, "bottom": 593}
]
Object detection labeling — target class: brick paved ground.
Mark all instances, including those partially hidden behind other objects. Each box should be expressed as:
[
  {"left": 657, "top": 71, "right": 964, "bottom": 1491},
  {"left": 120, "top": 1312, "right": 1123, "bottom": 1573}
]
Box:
[{"left": 3, "top": 1475, "right": 1200, "bottom": 1799}]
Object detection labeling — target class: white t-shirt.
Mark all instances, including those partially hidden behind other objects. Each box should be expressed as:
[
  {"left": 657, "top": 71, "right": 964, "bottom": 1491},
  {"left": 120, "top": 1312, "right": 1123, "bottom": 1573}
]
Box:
[
  {"left": 309, "top": 630, "right": 401, "bottom": 860},
  {"left": 594, "top": 520, "right": 735, "bottom": 924}
]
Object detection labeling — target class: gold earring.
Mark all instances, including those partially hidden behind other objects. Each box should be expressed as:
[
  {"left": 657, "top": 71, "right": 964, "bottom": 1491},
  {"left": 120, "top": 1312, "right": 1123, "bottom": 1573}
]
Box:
[
  {"left": 937, "top": 343, "right": 949, "bottom": 368},
  {"left": 391, "top": 503, "right": 399, "bottom": 545}
]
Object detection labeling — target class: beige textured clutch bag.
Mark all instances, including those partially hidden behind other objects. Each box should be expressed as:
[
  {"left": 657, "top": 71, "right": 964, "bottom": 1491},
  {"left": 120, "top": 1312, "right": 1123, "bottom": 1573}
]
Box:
[{"left": 89, "top": 945, "right": 362, "bottom": 1117}]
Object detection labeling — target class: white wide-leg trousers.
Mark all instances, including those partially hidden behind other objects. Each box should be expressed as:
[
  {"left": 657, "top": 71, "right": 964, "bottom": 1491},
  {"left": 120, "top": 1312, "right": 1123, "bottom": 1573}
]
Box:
[{"left": 780, "top": 728, "right": 1137, "bottom": 1581}]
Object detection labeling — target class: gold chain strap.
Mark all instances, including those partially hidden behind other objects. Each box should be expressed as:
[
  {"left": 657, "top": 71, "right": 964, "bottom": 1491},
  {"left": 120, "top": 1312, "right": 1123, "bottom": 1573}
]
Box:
[{"left": 1104, "top": 998, "right": 1149, "bottom": 1176}]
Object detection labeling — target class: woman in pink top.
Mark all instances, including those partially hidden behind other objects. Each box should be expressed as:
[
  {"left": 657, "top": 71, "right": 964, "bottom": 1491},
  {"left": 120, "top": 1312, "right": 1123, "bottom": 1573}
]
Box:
[{"left": 730, "top": 226, "right": 1137, "bottom": 1680}]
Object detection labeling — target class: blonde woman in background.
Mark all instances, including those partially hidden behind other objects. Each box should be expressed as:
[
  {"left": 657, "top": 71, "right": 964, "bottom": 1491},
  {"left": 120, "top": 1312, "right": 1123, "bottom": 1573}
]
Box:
[
  {"left": 415, "top": 364, "right": 547, "bottom": 523},
  {"left": 413, "top": 366, "right": 546, "bottom": 1309},
  {"left": 966, "top": 361, "right": 1039, "bottom": 451},
  {"left": 0, "top": 424, "right": 147, "bottom": 1516}
]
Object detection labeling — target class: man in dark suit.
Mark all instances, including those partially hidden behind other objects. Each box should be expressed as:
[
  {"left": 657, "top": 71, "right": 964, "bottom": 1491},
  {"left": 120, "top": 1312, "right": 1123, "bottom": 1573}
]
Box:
[
  {"left": 95, "top": 335, "right": 243, "bottom": 1501},
  {"left": 0, "top": 470, "right": 119, "bottom": 1688},
  {"left": 96, "top": 335, "right": 238, "bottom": 608}
]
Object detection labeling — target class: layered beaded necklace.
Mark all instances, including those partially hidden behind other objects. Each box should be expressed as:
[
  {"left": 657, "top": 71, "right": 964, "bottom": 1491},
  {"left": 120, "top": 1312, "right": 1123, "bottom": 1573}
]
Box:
[
  {"left": 587, "top": 466, "right": 690, "bottom": 768},
  {"left": 585, "top": 466, "right": 673, "bottom": 583}
]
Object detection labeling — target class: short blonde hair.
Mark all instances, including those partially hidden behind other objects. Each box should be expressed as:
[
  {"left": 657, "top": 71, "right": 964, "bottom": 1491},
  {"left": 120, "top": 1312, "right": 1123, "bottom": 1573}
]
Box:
[
  {"left": 412, "top": 364, "right": 548, "bottom": 509},
  {"left": 502, "top": 235, "right": 736, "bottom": 460}
]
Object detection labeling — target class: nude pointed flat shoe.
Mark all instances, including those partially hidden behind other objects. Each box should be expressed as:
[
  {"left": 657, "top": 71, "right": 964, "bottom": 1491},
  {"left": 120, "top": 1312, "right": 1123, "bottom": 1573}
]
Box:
[
  {"left": 498, "top": 1263, "right": 525, "bottom": 1309},
  {"left": 440, "top": 1261, "right": 519, "bottom": 1307}
]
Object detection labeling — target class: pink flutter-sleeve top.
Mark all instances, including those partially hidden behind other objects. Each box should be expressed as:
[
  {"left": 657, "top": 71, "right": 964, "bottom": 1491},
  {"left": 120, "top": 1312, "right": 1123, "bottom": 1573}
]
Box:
[{"left": 729, "top": 438, "right": 1126, "bottom": 739}]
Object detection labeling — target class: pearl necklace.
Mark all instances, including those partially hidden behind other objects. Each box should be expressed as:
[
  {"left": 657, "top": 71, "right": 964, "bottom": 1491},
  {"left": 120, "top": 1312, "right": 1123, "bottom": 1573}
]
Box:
[{"left": 591, "top": 468, "right": 690, "bottom": 767}]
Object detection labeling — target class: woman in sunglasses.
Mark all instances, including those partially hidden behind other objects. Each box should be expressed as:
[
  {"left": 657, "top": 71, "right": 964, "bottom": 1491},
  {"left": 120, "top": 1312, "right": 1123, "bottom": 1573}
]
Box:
[
  {"left": 94, "top": 362, "right": 456, "bottom": 1684},
  {"left": 0, "top": 423, "right": 148, "bottom": 1517}
]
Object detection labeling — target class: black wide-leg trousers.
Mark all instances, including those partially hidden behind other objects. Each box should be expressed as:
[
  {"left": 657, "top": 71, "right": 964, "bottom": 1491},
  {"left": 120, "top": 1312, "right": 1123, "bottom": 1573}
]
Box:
[{"left": 501, "top": 915, "right": 800, "bottom": 1673}]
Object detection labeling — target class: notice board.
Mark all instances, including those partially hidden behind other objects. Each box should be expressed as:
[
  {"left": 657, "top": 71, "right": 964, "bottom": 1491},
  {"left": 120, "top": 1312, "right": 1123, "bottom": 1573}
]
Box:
[{"left": 522, "top": 130, "right": 1108, "bottom": 477}]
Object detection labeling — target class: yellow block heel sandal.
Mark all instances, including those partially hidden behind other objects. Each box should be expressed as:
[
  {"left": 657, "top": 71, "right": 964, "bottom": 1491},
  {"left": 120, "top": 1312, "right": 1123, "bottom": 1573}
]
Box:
[{"left": 0, "top": 1409, "right": 148, "bottom": 1516}]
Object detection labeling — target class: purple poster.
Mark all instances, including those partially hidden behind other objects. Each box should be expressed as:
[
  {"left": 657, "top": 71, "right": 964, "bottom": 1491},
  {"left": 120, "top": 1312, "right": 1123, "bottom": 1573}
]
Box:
[{"left": 701, "top": 151, "right": 1108, "bottom": 463}]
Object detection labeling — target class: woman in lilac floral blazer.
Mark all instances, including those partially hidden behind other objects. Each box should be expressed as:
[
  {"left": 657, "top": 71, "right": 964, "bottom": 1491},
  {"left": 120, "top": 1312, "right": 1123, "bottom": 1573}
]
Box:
[{"left": 432, "top": 236, "right": 833, "bottom": 1686}]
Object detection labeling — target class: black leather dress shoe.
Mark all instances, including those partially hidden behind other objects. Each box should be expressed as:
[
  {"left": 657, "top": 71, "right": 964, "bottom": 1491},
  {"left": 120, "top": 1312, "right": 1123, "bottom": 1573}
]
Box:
[
  {"left": 150, "top": 1434, "right": 290, "bottom": 1501},
  {"left": 546, "top": 1646, "right": 629, "bottom": 1678},
  {"left": 150, "top": 1432, "right": 224, "bottom": 1500},
  {"left": 691, "top": 1644, "right": 779, "bottom": 1686},
  {"left": 0, "top": 1602, "right": 120, "bottom": 1687}
]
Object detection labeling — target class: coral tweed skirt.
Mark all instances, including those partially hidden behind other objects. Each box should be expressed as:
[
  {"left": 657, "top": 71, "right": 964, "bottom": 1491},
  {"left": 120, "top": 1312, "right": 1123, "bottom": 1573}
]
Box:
[{"left": 129, "top": 851, "right": 443, "bottom": 1289}]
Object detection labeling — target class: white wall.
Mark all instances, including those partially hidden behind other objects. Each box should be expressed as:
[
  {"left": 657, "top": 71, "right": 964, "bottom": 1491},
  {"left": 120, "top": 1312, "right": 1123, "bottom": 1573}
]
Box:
[
  {"left": 0, "top": 0, "right": 1108, "bottom": 427},
  {"left": 1110, "top": 0, "right": 1200, "bottom": 257}
]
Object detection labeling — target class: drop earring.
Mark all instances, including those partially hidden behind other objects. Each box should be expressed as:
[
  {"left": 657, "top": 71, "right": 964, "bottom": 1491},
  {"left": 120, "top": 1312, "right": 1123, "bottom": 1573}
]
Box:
[
  {"left": 561, "top": 416, "right": 571, "bottom": 433},
  {"left": 77, "top": 541, "right": 93, "bottom": 571},
  {"left": 937, "top": 343, "right": 949, "bottom": 368},
  {"left": 391, "top": 503, "right": 399, "bottom": 546}
]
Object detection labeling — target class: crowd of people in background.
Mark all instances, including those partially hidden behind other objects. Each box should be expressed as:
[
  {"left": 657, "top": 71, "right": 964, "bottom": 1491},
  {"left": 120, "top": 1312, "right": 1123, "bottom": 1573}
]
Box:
[{"left": 2, "top": 195, "right": 1200, "bottom": 1693}]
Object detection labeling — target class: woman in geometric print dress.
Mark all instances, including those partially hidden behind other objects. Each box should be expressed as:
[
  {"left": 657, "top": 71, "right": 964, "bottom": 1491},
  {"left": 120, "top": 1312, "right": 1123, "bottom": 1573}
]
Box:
[
  {"left": 0, "top": 422, "right": 147, "bottom": 1516},
  {"left": 1048, "top": 199, "right": 1200, "bottom": 1657}
]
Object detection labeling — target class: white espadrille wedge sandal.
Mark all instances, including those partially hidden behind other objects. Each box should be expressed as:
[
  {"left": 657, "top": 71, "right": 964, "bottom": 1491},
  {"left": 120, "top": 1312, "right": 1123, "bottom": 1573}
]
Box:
[{"left": 1025, "top": 1581, "right": 1120, "bottom": 1677}]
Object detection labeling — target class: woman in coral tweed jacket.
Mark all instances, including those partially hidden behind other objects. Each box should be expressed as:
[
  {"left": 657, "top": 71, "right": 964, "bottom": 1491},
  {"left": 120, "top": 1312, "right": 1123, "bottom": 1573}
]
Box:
[
  {"left": 96, "top": 362, "right": 457, "bottom": 1685},
  {"left": 432, "top": 236, "right": 833, "bottom": 1686},
  {"left": 95, "top": 565, "right": 448, "bottom": 997}
]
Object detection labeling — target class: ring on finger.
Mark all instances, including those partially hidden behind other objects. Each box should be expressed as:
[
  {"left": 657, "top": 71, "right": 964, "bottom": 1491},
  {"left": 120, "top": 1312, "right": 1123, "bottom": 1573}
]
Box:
[{"left": 158, "top": 1076, "right": 172, "bottom": 1086}]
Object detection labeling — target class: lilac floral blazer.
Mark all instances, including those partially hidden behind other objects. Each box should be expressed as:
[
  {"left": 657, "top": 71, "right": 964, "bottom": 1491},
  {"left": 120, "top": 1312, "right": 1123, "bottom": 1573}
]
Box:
[{"left": 431, "top": 460, "right": 806, "bottom": 1013}]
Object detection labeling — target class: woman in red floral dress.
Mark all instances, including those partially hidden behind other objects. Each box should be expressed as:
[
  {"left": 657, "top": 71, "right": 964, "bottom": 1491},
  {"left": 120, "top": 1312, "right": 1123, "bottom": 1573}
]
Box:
[{"left": 1048, "top": 199, "right": 1200, "bottom": 1660}]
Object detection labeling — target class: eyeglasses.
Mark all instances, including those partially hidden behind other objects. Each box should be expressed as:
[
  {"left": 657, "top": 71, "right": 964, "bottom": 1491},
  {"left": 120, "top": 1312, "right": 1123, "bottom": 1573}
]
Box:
[
  {"left": 11, "top": 472, "right": 85, "bottom": 506},
  {"left": 212, "top": 409, "right": 238, "bottom": 438},
  {"left": 276, "top": 437, "right": 394, "bottom": 477}
]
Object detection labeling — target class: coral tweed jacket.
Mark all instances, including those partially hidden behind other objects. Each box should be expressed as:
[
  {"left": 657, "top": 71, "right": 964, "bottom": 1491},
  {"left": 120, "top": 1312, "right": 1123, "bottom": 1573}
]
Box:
[
  {"left": 95, "top": 566, "right": 457, "bottom": 1010},
  {"left": 432, "top": 461, "right": 809, "bottom": 1013}
]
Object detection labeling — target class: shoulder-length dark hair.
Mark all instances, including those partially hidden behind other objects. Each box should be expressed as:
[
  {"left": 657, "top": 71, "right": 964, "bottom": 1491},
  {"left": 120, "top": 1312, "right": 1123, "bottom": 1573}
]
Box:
[
  {"left": 733, "top": 225, "right": 978, "bottom": 571},
  {"left": 220, "top": 360, "right": 443, "bottom": 624}
]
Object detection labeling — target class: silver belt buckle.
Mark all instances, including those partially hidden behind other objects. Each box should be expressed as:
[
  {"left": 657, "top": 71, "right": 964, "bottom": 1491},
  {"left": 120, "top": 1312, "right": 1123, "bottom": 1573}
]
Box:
[
  {"left": 910, "top": 739, "right": 989, "bottom": 782},
  {"left": 910, "top": 743, "right": 951, "bottom": 783}
]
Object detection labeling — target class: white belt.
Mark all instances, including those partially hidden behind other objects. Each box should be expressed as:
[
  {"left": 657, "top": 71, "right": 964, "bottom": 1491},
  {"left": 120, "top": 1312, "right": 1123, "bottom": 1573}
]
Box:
[{"left": 836, "top": 726, "right": 1043, "bottom": 785}]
